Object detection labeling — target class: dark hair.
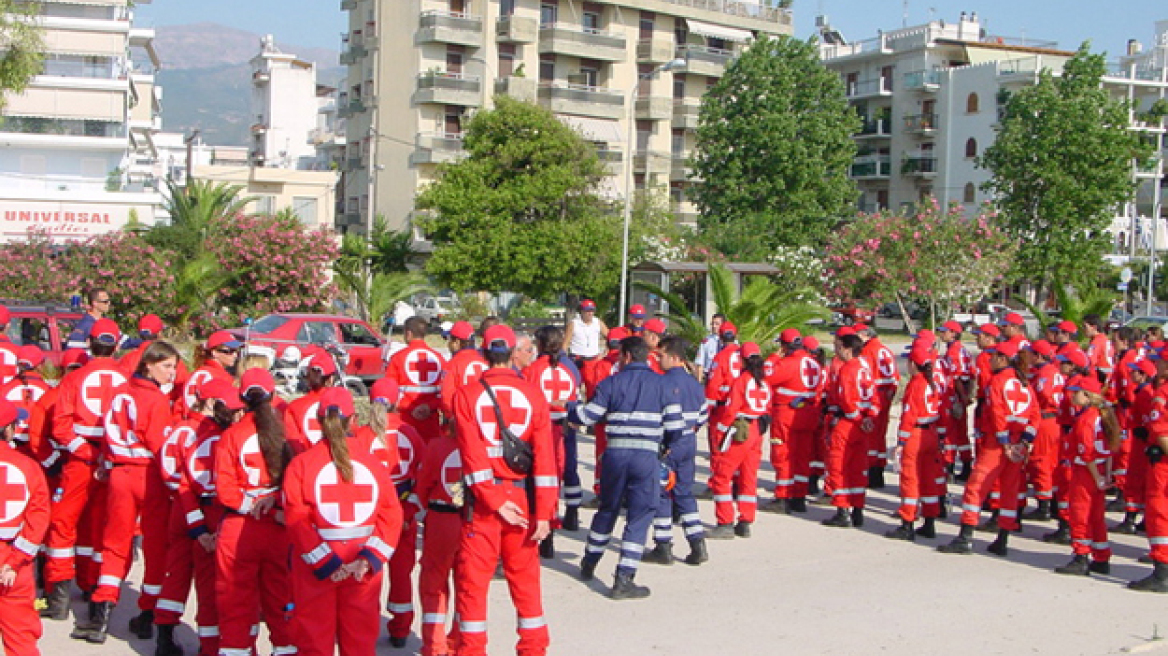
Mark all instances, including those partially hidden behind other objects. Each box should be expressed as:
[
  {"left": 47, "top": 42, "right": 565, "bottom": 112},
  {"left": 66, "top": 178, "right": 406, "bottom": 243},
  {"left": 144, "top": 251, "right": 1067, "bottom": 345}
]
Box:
[
  {"left": 211, "top": 400, "right": 237, "bottom": 429},
  {"left": 744, "top": 354, "right": 766, "bottom": 385},
  {"left": 1082, "top": 314, "right": 1103, "bottom": 330},
  {"left": 86, "top": 287, "right": 108, "bottom": 304},
  {"left": 838, "top": 334, "right": 864, "bottom": 355},
  {"left": 135, "top": 340, "right": 180, "bottom": 379},
  {"left": 485, "top": 348, "right": 512, "bottom": 366},
  {"left": 478, "top": 316, "right": 500, "bottom": 335},
  {"left": 712, "top": 313, "right": 726, "bottom": 320},
  {"left": 1115, "top": 326, "right": 1138, "bottom": 346},
  {"left": 244, "top": 387, "right": 290, "bottom": 487},
  {"left": 535, "top": 325, "right": 565, "bottom": 370},
  {"left": 90, "top": 338, "right": 117, "bottom": 358},
  {"left": 403, "top": 316, "right": 428, "bottom": 338},
  {"left": 919, "top": 360, "right": 937, "bottom": 394},
  {"left": 305, "top": 366, "right": 330, "bottom": 392},
  {"left": 321, "top": 410, "right": 353, "bottom": 483},
  {"left": 621, "top": 336, "right": 650, "bottom": 362},
  {"left": 659, "top": 336, "right": 689, "bottom": 360}
]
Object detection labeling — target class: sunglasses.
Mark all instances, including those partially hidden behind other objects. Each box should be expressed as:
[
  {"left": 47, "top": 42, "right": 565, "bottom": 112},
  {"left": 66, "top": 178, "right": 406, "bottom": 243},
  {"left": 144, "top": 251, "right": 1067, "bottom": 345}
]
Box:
[
  {"left": 214, "top": 348, "right": 239, "bottom": 355},
  {"left": 94, "top": 298, "right": 111, "bottom": 304}
]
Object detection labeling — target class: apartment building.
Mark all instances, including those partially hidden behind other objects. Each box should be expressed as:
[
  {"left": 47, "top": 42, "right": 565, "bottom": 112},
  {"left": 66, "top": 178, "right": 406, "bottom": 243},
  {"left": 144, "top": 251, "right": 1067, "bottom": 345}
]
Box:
[
  {"left": 337, "top": 0, "right": 793, "bottom": 237},
  {"left": 249, "top": 35, "right": 321, "bottom": 169},
  {"left": 0, "top": 0, "right": 163, "bottom": 243}
]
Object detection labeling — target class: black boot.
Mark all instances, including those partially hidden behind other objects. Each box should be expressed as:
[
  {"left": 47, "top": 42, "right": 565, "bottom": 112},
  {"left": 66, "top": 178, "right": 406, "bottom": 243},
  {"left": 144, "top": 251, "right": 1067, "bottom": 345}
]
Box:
[
  {"left": 867, "top": 466, "right": 886, "bottom": 489},
  {"left": 1022, "top": 499, "right": 1051, "bottom": 521},
  {"left": 788, "top": 497, "right": 808, "bottom": 513},
  {"left": 917, "top": 517, "right": 937, "bottom": 539},
  {"left": 1042, "top": 520, "right": 1071, "bottom": 545},
  {"left": 975, "top": 509, "right": 999, "bottom": 533},
  {"left": 155, "top": 623, "right": 184, "bottom": 656},
  {"left": 734, "top": 520, "right": 752, "bottom": 538},
  {"left": 683, "top": 538, "right": 708, "bottom": 566},
  {"left": 1106, "top": 491, "right": 1126, "bottom": 513},
  {"left": 986, "top": 528, "right": 1009, "bottom": 557},
  {"left": 1113, "top": 511, "right": 1139, "bottom": 535},
  {"left": 808, "top": 475, "right": 821, "bottom": 496},
  {"left": 1128, "top": 561, "right": 1168, "bottom": 593},
  {"left": 821, "top": 508, "right": 852, "bottom": 528},
  {"left": 764, "top": 498, "right": 790, "bottom": 514},
  {"left": 1088, "top": 560, "right": 1111, "bottom": 575},
  {"left": 642, "top": 542, "right": 673, "bottom": 565},
  {"left": 610, "top": 571, "right": 650, "bottom": 600},
  {"left": 850, "top": 507, "right": 865, "bottom": 528},
  {"left": 85, "top": 601, "right": 113, "bottom": 644},
  {"left": 884, "top": 520, "right": 915, "bottom": 541},
  {"left": 389, "top": 636, "right": 408, "bottom": 648},
  {"left": 938, "top": 524, "right": 974, "bottom": 554},
  {"left": 1054, "top": 554, "right": 1090, "bottom": 576},
  {"left": 578, "top": 558, "right": 597, "bottom": 582},
  {"left": 956, "top": 459, "right": 972, "bottom": 482},
  {"left": 41, "top": 579, "right": 72, "bottom": 620},
  {"left": 539, "top": 532, "right": 555, "bottom": 559},
  {"left": 129, "top": 609, "right": 154, "bottom": 640},
  {"left": 707, "top": 524, "right": 735, "bottom": 540},
  {"left": 70, "top": 601, "right": 99, "bottom": 639},
  {"left": 562, "top": 506, "right": 580, "bottom": 532}
]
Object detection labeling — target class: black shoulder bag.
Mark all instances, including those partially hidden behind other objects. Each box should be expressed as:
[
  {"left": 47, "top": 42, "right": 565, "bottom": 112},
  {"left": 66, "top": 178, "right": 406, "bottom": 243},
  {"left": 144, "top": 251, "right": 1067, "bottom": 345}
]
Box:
[{"left": 480, "top": 379, "right": 534, "bottom": 475}]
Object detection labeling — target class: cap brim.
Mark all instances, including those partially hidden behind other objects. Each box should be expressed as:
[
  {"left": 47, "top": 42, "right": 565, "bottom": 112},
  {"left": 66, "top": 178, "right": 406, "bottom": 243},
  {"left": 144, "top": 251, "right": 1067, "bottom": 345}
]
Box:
[{"left": 16, "top": 407, "right": 29, "bottom": 422}]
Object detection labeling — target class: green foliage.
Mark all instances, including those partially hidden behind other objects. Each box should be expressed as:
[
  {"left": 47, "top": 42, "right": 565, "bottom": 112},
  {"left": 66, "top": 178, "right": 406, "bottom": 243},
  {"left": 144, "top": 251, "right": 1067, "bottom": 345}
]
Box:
[
  {"left": 417, "top": 95, "right": 623, "bottom": 299},
  {"left": 148, "top": 179, "right": 255, "bottom": 261},
  {"left": 691, "top": 34, "right": 859, "bottom": 256},
  {"left": 507, "top": 298, "right": 554, "bottom": 320},
  {"left": 0, "top": 1, "right": 45, "bottom": 110},
  {"left": 979, "top": 44, "right": 1152, "bottom": 294},
  {"left": 334, "top": 219, "right": 419, "bottom": 321},
  {"left": 170, "top": 253, "right": 229, "bottom": 332},
  {"left": 1017, "top": 282, "right": 1117, "bottom": 337},
  {"left": 369, "top": 272, "right": 432, "bottom": 328}
]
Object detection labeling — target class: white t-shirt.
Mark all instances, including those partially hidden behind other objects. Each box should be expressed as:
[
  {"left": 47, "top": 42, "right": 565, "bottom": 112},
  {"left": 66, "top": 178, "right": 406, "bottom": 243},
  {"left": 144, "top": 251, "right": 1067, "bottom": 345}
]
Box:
[{"left": 568, "top": 315, "right": 602, "bottom": 358}]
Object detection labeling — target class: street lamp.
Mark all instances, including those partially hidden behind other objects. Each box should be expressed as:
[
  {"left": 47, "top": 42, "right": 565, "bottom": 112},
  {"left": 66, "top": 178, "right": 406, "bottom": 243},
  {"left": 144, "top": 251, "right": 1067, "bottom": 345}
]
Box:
[{"left": 618, "top": 57, "right": 687, "bottom": 326}]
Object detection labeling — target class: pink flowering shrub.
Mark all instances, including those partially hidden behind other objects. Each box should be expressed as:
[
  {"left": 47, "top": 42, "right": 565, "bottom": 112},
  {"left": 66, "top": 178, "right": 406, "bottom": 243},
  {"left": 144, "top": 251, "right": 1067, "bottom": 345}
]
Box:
[{"left": 0, "top": 227, "right": 80, "bottom": 303}]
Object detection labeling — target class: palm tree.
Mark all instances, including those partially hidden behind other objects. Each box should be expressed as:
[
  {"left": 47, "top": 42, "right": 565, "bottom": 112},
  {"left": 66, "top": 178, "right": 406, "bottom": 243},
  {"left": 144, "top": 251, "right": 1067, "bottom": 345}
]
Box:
[
  {"left": 334, "top": 221, "right": 430, "bottom": 321},
  {"left": 1018, "top": 281, "right": 1116, "bottom": 340},
  {"left": 171, "top": 253, "right": 230, "bottom": 332},
  {"left": 151, "top": 179, "right": 256, "bottom": 260}
]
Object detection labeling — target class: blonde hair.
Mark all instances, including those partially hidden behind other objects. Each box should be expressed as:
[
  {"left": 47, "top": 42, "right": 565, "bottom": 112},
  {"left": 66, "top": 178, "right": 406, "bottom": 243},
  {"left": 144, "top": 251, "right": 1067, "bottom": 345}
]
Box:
[{"left": 1084, "top": 392, "right": 1123, "bottom": 452}]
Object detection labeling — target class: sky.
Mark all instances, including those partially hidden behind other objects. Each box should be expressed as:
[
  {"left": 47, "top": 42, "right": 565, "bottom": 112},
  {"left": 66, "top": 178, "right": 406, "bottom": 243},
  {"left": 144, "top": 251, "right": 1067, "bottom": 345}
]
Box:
[{"left": 137, "top": 0, "right": 1166, "bottom": 59}]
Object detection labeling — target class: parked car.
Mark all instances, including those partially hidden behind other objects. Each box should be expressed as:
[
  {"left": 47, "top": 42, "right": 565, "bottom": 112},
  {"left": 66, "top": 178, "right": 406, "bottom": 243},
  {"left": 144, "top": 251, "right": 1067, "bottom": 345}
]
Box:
[
  {"left": 1, "top": 300, "right": 83, "bottom": 367},
  {"left": 1125, "top": 316, "right": 1168, "bottom": 333},
  {"left": 414, "top": 295, "right": 462, "bottom": 328},
  {"left": 830, "top": 301, "right": 876, "bottom": 326},
  {"left": 230, "top": 313, "right": 387, "bottom": 381}
]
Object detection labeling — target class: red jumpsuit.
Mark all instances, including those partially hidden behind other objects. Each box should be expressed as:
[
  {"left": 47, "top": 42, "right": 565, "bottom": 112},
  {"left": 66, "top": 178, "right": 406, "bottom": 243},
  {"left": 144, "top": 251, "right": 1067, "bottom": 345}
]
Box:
[
  {"left": 815, "top": 357, "right": 843, "bottom": 483},
  {"left": 0, "top": 440, "right": 50, "bottom": 656},
  {"left": 941, "top": 341, "right": 973, "bottom": 465},
  {"left": 710, "top": 373, "right": 770, "bottom": 524},
  {"left": 119, "top": 345, "right": 190, "bottom": 405},
  {"left": 439, "top": 348, "right": 488, "bottom": 418},
  {"left": 0, "top": 340, "right": 18, "bottom": 387},
  {"left": 0, "top": 374, "right": 50, "bottom": 460},
  {"left": 93, "top": 377, "right": 174, "bottom": 610},
  {"left": 452, "top": 367, "right": 557, "bottom": 656},
  {"left": 24, "top": 384, "right": 63, "bottom": 481},
  {"left": 894, "top": 372, "right": 944, "bottom": 522},
  {"left": 1127, "top": 381, "right": 1155, "bottom": 517},
  {"left": 415, "top": 434, "right": 463, "bottom": 656},
  {"left": 1028, "top": 362, "right": 1065, "bottom": 504},
  {"left": 1146, "top": 385, "right": 1168, "bottom": 565},
  {"left": 704, "top": 344, "right": 743, "bottom": 456},
  {"left": 766, "top": 350, "right": 822, "bottom": 501},
  {"left": 386, "top": 339, "right": 447, "bottom": 442},
  {"left": 45, "top": 358, "right": 127, "bottom": 591},
  {"left": 214, "top": 413, "right": 296, "bottom": 656},
  {"left": 284, "top": 389, "right": 324, "bottom": 455},
  {"left": 828, "top": 358, "right": 876, "bottom": 509},
  {"left": 1087, "top": 333, "right": 1115, "bottom": 382},
  {"left": 177, "top": 361, "right": 232, "bottom": 420},
  {"left": 283, "top": 436, "right": 402, "bottom": 656},
  {"left": 959, "top": 368, "right": 1038, "bottom": 531},
  {"left": 1053, "top": 373, "right": 1083, "bottom": 518},
  {"left": 583, "top": 350, "right": 619, "bottom": 490},
  {"left": 1111, "top": 348, "right": 1139, "bottom": 502},
  {"left": 861, "top": 338, "right": 899, "bottom": 469},
  {"left": 1067, "top": 405, "right": 1111, "bottom": 564}
]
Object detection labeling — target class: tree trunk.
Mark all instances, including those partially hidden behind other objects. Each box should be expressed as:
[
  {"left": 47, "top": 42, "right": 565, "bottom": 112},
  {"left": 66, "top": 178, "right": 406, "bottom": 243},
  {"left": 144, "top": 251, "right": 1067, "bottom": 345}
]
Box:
[{"left": 895, "top": 292, "right": 917, "bottom": 335}]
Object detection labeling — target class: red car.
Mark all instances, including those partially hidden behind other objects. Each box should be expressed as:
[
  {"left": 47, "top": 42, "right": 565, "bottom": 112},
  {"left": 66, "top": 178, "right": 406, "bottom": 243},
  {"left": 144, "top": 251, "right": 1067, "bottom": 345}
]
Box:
[
  {"left": 2, "top": 300, "right": 83, "bottom": 367},
  {"left": 231, "top": 313, "right": 388, "bottom": 380},
  {"left": 833, "top": 301, "right": 876, "bottom": 326}
]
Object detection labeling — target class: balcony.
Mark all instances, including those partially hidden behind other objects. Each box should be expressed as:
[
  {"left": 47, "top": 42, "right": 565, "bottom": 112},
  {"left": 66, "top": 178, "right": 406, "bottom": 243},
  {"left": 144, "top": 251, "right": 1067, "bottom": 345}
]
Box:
[
  {"left": 903, "top": 112, "right": 938, "bottom": 135},
  {"left": 676, "top": 44, "right": 733, "bottom": 77},
  {"left": 496, "top": 15, "right": 537, "bottom": 44},
  {"left": 673, "top": 99, "right": 701, "bottom": 130},
  {"left": 637, "top": 34, "right": 675, "bottom": 64},
  {"left": 410, "top": 132, "right": 467, "bottom": 166},
  {"left": 595, "top": 148, "right": 623, "bottom": 174},
  {"left": 340, "top": 0, "right": 357, "bottom": 10},
  {"left": 539, "top": 24, "right": 626, "bottom": 62},
  {"left": 634, "top": 150, "right": 672, "bottom": 175},
  {"left": 903, "top": 69, "right": 940, "bottom": 92},
  {"left": 414, "top": 73, "right": 482, "bottom": 107},
  {"left": 670, "top": 155, "right": 694, "bottom": 182},
  {"left": 537, "top": 82, "right": 623, "bottom": 120},
  {"left": 251, "top": 122, "right": 268, "bottom": 134},
  {"left": 673, "top": 200, "right": 699, "bottom": 226},
  {"left": 337, "top": 97, "right": 366, "bottom": 118},
  {"left": 494, "top": 76, "right": 537, "bottom": 103},
  {"left": 339, "top": 43, "right": 367, "bottom": 65},
  {"left": 416, "top": 10, "right": 484, "bottom": 48},
  {"left": 856, "top": 118, "right": 891, "bottom": 139},
  {"left": 901, "top": 155, "right": 938, "bottom": 178},
  {"left": 849, "top": 155, "right": 891, "bottom": 179},
  {"left": 846, "top": 78, "right": 893, "bottom": 100},
  {"left": 1136, "top": 156, "right": 1162, "bottom": 177},
  {"left": 635, "top": 96, "right": 672, "bottom": 121},
  {"left": 346, "top": 154, "right": 365, "bottom": 170},
  {"left": 252, "top": 70, "right": 270, "bottom": 85}
]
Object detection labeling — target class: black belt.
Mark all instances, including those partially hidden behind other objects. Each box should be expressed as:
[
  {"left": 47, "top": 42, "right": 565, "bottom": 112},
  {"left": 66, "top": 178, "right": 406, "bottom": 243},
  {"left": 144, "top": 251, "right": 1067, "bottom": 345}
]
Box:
[
  {"left": 199, "top": 495, "right": 216, "bottom": 506},
  {"left": 428, "top": 501, "right": 461, "bottom": 514}
]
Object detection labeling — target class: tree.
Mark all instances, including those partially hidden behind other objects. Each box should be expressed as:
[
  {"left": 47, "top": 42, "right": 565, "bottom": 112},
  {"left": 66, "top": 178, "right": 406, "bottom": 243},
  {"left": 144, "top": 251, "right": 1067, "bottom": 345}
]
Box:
[
  {"left": 334, "top": 217, "right": 421, "bottom": 321},
  {"left": 147, "top": 179, "right": 255, "bottom": 261},
  {"left": 0, "top": 1, "right": 44, "bottom": 110},
  {"left": 979, "top": 44, "right": 1153, "bottom": 296},
  {"left": 417, "top": 95, "right": 623, "bottom": 300},
  {"left": 691, "top": 34, "right": 859, "bottom": 256}
]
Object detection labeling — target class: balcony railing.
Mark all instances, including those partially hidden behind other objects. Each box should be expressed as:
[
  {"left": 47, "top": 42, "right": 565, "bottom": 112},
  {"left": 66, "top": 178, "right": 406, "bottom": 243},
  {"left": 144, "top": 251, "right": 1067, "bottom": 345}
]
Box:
[
  {"left": 0, "top": 117, "right": 125, "bottom": 139},
  {"left": 539, "top": 24, "right": 626, "bottom": 61},
  {"left": 651, "top": 0, "right": 791, "bottom": 26},
  {"left": 411, "top": 132, "right": 467, "bottom": 165},
  {"left": 902, "top": 155, "right": 938, "bottom": 176},
  {"left": 857, "top": 118, "right": 891, "bottom": 137},
  {"left": 637, "top": 35, "right": 675, "bottom": 63},
  {"left": 673, "top": 98, "right": 701, "bottom": 129},
  {"left": 415, "top": 72, "right": 482, "bottom": 106},
  {"left": 496, "top": 15, "right": 537, "bottom": 43},
  {"left": 850, "top": 155, "right": 891, "bottom": 178},
  {"left": 903, "top": 69, "right": 940, "bottom": 90},
  {"left": 676, "top": 44, "right": 733, "bottom": 75},
  {"left": 417, "top": 10, "right": 484, "bottom": 47},
  {"left": 846, "top": 78, "right": 893, "bottom": 98},
  {"left": 538, "top": 82, "right": 624, "bottom": 119},
  {"left": 903, "top": 113, "right": 938, "bottom": 133}
]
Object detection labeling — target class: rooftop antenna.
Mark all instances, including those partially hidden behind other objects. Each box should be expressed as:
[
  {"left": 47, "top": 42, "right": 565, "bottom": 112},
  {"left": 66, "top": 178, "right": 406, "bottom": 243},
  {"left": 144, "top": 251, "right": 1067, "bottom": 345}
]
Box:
[{"left": 902, "top": 0, "right": 909, "bottom": 28}]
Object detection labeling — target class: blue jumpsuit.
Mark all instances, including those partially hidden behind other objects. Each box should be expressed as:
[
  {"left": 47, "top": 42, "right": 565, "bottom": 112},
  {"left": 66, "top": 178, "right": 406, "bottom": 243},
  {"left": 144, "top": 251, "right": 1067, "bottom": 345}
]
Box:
[{"left": 653, "top": 366, "right": 708, "bottom": 545}]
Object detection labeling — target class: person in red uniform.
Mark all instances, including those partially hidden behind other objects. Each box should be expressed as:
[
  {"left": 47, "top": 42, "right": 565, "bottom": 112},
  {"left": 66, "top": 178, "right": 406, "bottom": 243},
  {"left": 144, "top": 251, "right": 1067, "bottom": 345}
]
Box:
[
  {"left": 1131, "top": 349, "right": 1168, "bottom": 592},
  {"left": 764, "top": 329, "right": 822, "bottom": 514},
  {"left": 625, "top": 304, "right": 648, "bottom": 336},
  {"left": 284, "top": 386, "right": 402, "bottom": 656},
  {"left": 1, "top": 347, "right": 51, "bottom": 461},
  {"left": 858, "top": 325, "right": 898, "bottom": 489},
  {"left": 438, "top": 321, "right": 487, "bottom": 418},
  {"left": 1041, "top": 347, "right": 1090, "bottom": 545},
  {"left": 1110, "top": 327, "right": 1141, "bottom": 525},
  {"left": 939, "top": 340, "right": 1039, "bottom": 557},
  {"left": 0, "top": 306, "right": 20, "bottom": 387},
  {"left": 284, "top": 351, "right": 337, "bottom": 455},
  {"left": 179, "top": 331, "right": 241, "bottom": 419},
  {"left": 387, "top": 317, "right": 447, "bottom": 443},
  {"left": 704, "top": 322, "right": 741, "bottom": 458},
  {"left": 801, "top": 336, "right": 828, "bottom": 493},
  {"left": 1120, "top": 359, "right": 1157, "bottom": 540},
  {"left": 822, "top": 334, "right": 877, "bottom": 528},
  {"left": 118, "top": 314, "right": 190, "bottom": 401},
  {"left": 707, "top": 342, "right": 770, "bottom": 538},
  {"left": 214, "top": 368, "right": 296, "bottom": 656},
  {"left": 415, "top": 419, "right": 464, "bottom": 656},
  {"left": 1083, "top": 313, "right": 1114, "bottom": 383},
  {"left": 451, "top": 324, "right": 556, "bottom": 656},
  {"left": 1024, "top": 340, "right": 1064, "bottom": 522},
  {"left": 886, "top": 346, "right": 945, "bottom": 541},
  {"left": 936, "top": 321, "right": 974, "bottom": 475},
  {"left": 78, "top": 341, "right": 180, "bottom": 644},
  {"left": 580, "top": 327, "right": 626, "bottom": 498},
  {"left": 967, "top": 324, "right": 1002, "bottom": 481},
  {"left": 42, "top": 318, "right": 128, "bottom": 622},
  {"left": 642, "top": 319, "right": 667, "bottom": 374}
]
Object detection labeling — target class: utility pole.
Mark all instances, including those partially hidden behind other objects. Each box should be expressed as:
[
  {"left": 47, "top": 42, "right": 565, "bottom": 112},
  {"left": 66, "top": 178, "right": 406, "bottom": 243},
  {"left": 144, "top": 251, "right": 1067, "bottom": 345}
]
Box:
[{"left": 183, "top": 129, "right": 201, "bottom": 187}]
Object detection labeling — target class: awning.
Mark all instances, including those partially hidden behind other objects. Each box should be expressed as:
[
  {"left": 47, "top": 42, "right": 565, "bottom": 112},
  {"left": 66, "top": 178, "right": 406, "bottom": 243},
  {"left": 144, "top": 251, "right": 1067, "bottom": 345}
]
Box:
[
  {"left": 686, "top": 19, "right": 752, "bottom": 43},
  {"left": 558, "top": 115, "right": 623, "bottom": 143}
]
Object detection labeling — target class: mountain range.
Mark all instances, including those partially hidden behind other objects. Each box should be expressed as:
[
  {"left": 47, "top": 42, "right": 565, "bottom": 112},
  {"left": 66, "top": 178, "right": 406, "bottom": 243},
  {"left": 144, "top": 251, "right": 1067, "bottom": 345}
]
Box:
[{"left": 155, "top": 23, "right": 344, "bottom": 146}]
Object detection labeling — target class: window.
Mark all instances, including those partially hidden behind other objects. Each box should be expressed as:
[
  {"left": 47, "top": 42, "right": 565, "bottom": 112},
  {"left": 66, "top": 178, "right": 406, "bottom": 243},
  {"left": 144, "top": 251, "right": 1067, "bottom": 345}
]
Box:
[
  {"left": 255, "top": 195, "right": 276, "bottom": 215},
  {"left": 673, "top": 75, "right": 685, "bottom": 99},
  {"left": 636, "top": 120, "right": 652, "bottom": 151},
  {"left": 639, "top": 12, "right": 655, "bottom": 39},
  {"left": 539, "top": 55, "right": 555, "bottom": 82},
  {"left": 881, "top": 65, "right": 894, "bottom": 91},
  {"left": 449, "top": 0, "right": 465, "bottom": 13},
  {"left": 708, "top": 37, "right": 728, "bottom": 52},
  {"left": 582, "top": 2, "right": 601, "bottom": 31},
  {"left": 963, "top": 182, "right": 976, "bottom": 203},
  {"left": 674, "top": 18, "right": 688, "bottom": 45},
  {"left": 444, "top": 109, "right": 462, "bottom": 136},
  {"left": 446, "top": 46, "right": 464, "bottom": 74},
  {"left": 498, "top": 44, "right": 516, "bottom": 77},
  {"left": 296, "top": 321, "right": 338, "bottom": 345},
  {"left": 251, "top": 315, "right": 290, "bottom": 334},
  {"left": 292, "top": 197, "right": 317, "bottom": 224},
  {"left": 340, "top": 321, "right": 381, "bottom": 346},
  {"left": 965, "top": 138, "right": 978, "bottom": 158},
  {"left": 671, "top": 129, "right": 685, "bottom": 156},
  {"left": 638, "top": 64, "right": 653, "bottom": 97},
  {"left": 540, "top": 2, "right": 557, "bottom": 27},
  {"left": 500, "top": 0, "right": 515, "bottom": 16},
  {"left": 966, "top": 92, "right": 980, "bottom": 114},
  {"left": 845, "top": 72, "right": 858, "bottom": 96}
]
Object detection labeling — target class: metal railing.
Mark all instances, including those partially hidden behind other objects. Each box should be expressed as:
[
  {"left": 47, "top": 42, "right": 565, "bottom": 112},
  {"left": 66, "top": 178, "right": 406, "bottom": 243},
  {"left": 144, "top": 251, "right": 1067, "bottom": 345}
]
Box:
[
  {"left": 850, "top": 155, "right": 891, "bottom": 177},
  {"left": 416, "top": 72, "right": 481, "bottom": 92},
  {"left": 902, "top": 155, "right": 938, "bottom": 174},
  {"left": 846, "top": 78, "right": 892, "bottom": 97},
  {"left": 903, "top": 113, "right": 938, "bottom": 132},
  {"left": 903, "top": 70, "right": 940, "bottom": 89},
  {"left": 537, "top": 82, "right": 623, "bottom": 105},
  {"left": 677, "top": 43, "right": 734, "bottom": 65},
  {"left": 651, "top": 0, "right": 791, "bottom": 25},
  {"left": 857, "top": 118, "right": 891, "bottom": 136},
  {"left": 419, "top": 9, "right": 482, "bottom": 32},
  {"left": 539, "top": 24, "right": 626, "bottom": 50}
]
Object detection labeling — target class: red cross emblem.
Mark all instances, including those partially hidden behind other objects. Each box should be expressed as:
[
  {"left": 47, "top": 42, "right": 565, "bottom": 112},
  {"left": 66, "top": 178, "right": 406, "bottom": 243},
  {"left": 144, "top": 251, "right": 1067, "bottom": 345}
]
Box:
[
  {"left": 315, "top": 461, "right": 379, "bottom": 526},
  {"left": 0, "top": 462, "right": 29, "bottom": 523},
  {"left": 728, "top": 352, "right": 743, "bottom": 379},
  {"left": 475, "top": 386, "right": 532, "bottom": 446},
  {"left": 877, "top": 348, "right": 895, "bottom": 378},
  {"left": 440, "top": 450, "right": 463, "bottom": 500},
  {"left": 302, "top": 402, "right": 322, "bottom": 445},
  {"left": 462, "top": 360, "right": 488, "bottom": 386},
  {"left": 539, "top": 367, "right": 576, "bottom": 404},
  {"left": 406, "top": 350, "right": 441, "bottom": 386},
  {"left": 857, "top": 366, "right": 874, "bottom": 401},
  {"left": 392, "top": 430, "right": 415, "bottom": 485},
  {"left": 745, "top": 378, "right": 770, "bottom": 413},
  {"left": 240, "top": 434, "right": 266, "bottom": 486},
  {"left": 104, "top": 393, "right": 138, "bottom": 449},
  {"left": 1003, "top": 378, "right": 1031, "bottom": 415},
  {"left": 159, "top": 427, "right": 186, "bottom": 482},
  {"left": 184, "top": 370, "right": 214, "bottom": 410},
  {"left": 763, "top": 359, "right": 775, "bottom": 378},
  {"left": 6, "top": 385, "right": 44, "bottom": 438},
  {"left": 1051, "top": 373, "right": 1065, "bottom": 406},
  {"left": 82, "top": 370, "right": 126, "bottom": 417},
  {"left": 0, "top": 347, "right": 16, "bottom": 384},
  {"left": 800, "top": 357, "right": 822, "bottom": 389},
  {"left": 190, "top": 434, "right": 218, "bottom": 490},
  {"left": 922, "top": 383, "right": 940, "bottom": 416},
  {"left": 931, "top": 369, "right": 949, "bottom": 397}
]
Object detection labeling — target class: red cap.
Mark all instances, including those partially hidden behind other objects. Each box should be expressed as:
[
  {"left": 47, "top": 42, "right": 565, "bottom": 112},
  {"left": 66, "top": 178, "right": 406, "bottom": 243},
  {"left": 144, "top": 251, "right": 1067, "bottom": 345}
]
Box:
[
  {"left": 206, "top": 330, "right": 242, "bottom": 351},
  {"left": 1000, "top": 312, "right": 1025, "bottom": 326},
  {"left": 308, "top": 351, "right": 337, "bottom": 376},
  {"left": 484, "top": 324, "right": 517, "bottom": 352},
  {"left": 912, "top": 329, "right": 936, "bottom": 346},
  {"left": 853, "top": 323, "right": 870, "bottom": 333},
  {"left": 448, "top": 321, "right": 475, "bottom": 341},
  {"left": 317, "top": 386, "right": 355, "bottom": 419},
  {"left": 16, "top": 345, "right": 43, "bottom": 369},
  {"left": 580, "top": 299, "right": 597, "bottom": 312},
  {"left": 1068, "top": 377, "right": 1102, "bottom": 394},
  {"left": 1131, "top": 359, "right": 1157, "bottom": 378},
  {"left": 1026, "top": 339, "right": 1055, "bottom": 359},
  {"left": 606, "top": 326, "right": 629, "bottom": 344},
  {"left": 371, "top": 377, "right": 401, "bottom": 406},
  {"left": 0, "top": 306, "right": 9, "bottom": 325},
  {"left": 629, "top": 304, "right": 647, "bottom": 318},
  {"left": 201, "top": 379, "right": 245, "bottom": 411},
  {"left": 644, "top": 318, "right": 667, "bottom": 335},
  {"left": 1150, "top": 340, "right": 1166, "bottom": 350},
  {"left": 241, "top": 368, "right": 276, "bottom": 397},
  {"left": 803, "top": 336, "right": 820, "bottom": 351},
  {"left": 908, "top": 346, "right": 935, "bottom": 367},
  {"left": 138, "top": 314, "right": 164, "bottom": 336},
  {"left": 61, "top": 349, "right": 89, "bottom": 369},
  {"left": 991, "top": 341, "right": 1019, "bottom": 359},
  {"left": 740, "top": 342, "right": 760, "bottom": 359},
  {"left": 833, "top": 325, "right": 856, "bottom": 337},
  {"left": 1057, "top": 320, "right": 1078, "bottom": 334},
  {"left": 91, "top": 318, "right": 121, "bottom": 345},
  {"left": 975, "top": 323, "right": 1001, "bottom": 338},
  {"left": 0, "top": 399, "right": 28, "bottom": 427},
  {"left": 939, "top": 320, "right": 964, "bottom": 333},
  {"left": 720, "top": 321, "right": 738, "bottom": 337},
  {"left": 778, "top": 328, "right": 801, "bottom": 344},
  {"left": 1058, "top": 349, "right": 1089, "bottom": 368}
]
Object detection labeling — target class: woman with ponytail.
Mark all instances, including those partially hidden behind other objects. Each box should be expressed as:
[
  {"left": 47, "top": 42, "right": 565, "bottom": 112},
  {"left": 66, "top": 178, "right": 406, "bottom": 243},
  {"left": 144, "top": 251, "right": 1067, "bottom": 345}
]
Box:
[
  {"left": 0, "top": 346, "right": 51, "bottom": 460},
  {"left": 1054, "top": 377, "right": 1117, "bottom": 576},
  {"left": 213, "top": 368, "right": 296, "bottom": 656},
  {"left": 284, "top": 386, "right": 402, "bottom": 655},
  {"left": 707, "top": 342, "right": 771, "bottom": 540},
  {"left": 886, "top": 347, "right": 946, "bottom": 541}
]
